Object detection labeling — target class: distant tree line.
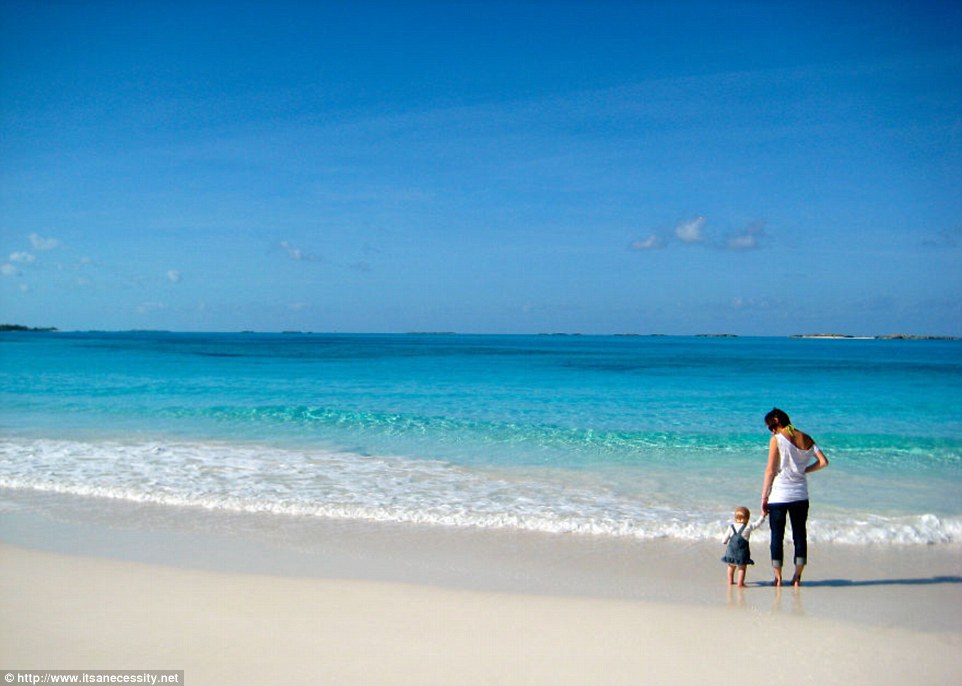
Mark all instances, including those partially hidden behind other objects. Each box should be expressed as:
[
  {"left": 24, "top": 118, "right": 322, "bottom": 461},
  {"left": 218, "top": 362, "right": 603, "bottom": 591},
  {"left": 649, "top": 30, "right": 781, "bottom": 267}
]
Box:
[{"left": 0, "top": 324, "right": 58, "bottom": 332}]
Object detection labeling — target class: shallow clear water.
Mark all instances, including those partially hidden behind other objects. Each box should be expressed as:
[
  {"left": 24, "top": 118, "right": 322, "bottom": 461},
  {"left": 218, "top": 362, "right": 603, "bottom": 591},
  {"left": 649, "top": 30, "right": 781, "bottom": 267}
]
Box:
[{"left": 1, "top": 332, "right": 960, "bottom": 544}]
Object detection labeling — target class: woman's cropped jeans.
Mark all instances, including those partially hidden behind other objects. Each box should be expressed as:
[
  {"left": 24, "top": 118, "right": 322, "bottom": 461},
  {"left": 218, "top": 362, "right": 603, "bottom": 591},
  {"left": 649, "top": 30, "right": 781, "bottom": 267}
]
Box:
[{"left": 767, "top": 499, "right": 809, "bottom": 568}]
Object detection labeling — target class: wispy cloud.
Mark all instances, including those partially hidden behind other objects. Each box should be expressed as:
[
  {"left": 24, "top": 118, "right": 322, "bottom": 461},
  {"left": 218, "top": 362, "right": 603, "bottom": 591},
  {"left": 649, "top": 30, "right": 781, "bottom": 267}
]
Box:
[
  {"left": 279, "top": 240, "right": 304, "bottom": 261},
  {"left": 278, "top": 240, "right": 324, "bottom": 262},
  {"left": 725, "top": 221, "right": 766, "bottom": 251},
  {"left": 29, "top": 233, "right": 60, "bottom": 251},
  {"left": 166, "top": 270, "right": 182, "bottom": 284},
  {"left": 629, "top": 235, "right": 665, "bottom": 251},
  {"left": 277, "top": 239, "right": 373, "bottom": 273},
  {"left": 675, "top": 216, "right": 706, "bottom": 244},
  {"left": 633, "top": 217, "right": 768, "bottom": 253},
  {"left": 631, "top": 216, "right": 706, "bottom": 252},
  {"left": 730, "top": 296, "right": 781, "bottom": 311},
  {"left": 135, "top": 301, "right": 168, "bottom": 314},
  {"left": 3, "top": 239, "right": 55, "bottom": 279}
]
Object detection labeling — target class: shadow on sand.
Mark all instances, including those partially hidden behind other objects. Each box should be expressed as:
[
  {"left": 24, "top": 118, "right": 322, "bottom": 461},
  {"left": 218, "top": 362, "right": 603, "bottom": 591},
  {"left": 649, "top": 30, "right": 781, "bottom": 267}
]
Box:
[{"left": 792, "top": 575, "right": 962, "bottom": 588}]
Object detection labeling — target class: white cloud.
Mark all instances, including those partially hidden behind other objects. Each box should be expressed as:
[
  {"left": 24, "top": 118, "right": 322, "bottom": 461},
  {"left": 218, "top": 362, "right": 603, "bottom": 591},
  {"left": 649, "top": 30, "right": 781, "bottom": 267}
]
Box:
[
  {"left": 279, "top": 239, "right": 324, "bottom": 262},
  {"left": 630, "top": 235, "right": 664, "bottom": 251},
  {"left": 726, "top": 222, "right": 766, "bottom": 251},
  {"left": 135, "top": 301, "right": 168, "bottom": 314},
  {"left": 280, "top": 240, "right": 304, "bottom": 261},
  {"left": 1, "top": 263, "right": 19, "bottom": 277},
  {"left": 730, "top": 296, "right": 780, "bottom": 311},
  {"left": 10, "top": 251, "right": 35, "bottom": 263},
  {"left": 727, "top": 234, "right": 757, "bottom": 250},
  {"left": 631, "top": 216, "right": 704, "bottom": 253},
  {"left": 167, "top": 270, "right": 182, "bottom": 284},
  {"left": 29, "top": 233, "right": 61, "bottom": 251},
  {"left": 675, "top": 216, "right": 706, "bottom": 243},
  {"left": 632, "top": 217, "right": 767, "bottom": 255}
]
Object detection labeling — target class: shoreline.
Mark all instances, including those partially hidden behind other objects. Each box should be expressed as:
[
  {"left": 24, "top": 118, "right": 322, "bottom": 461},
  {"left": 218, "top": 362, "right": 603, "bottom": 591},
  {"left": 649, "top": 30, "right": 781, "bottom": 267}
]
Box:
[
  {"left": 2, "top": 494, "right": 961, "bottom": 685},
  {"left": 2, "top": 490, "right": 961, "bottom": 631},
  {"left": 2, "top": 539, "right": 961, "bottom": 686}
]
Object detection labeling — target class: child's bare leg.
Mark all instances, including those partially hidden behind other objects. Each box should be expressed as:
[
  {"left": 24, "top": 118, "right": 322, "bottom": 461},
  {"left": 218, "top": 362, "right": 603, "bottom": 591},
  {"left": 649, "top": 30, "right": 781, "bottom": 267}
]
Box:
[
  {"left": 791, "top": 564, "right": 805, "bottom": 586},
  {"left": 726, "top": 564, "right": 735, "bottom": 585},
  {"left": 736, "top": 565, "right": 747, "bottom": 587}
]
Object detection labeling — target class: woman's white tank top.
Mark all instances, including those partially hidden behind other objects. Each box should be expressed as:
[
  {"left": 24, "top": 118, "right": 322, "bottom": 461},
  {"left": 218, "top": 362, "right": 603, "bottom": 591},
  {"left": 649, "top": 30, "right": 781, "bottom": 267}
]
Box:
[{"left": 769, "top": 433, "right": 817, "bottom": 503}]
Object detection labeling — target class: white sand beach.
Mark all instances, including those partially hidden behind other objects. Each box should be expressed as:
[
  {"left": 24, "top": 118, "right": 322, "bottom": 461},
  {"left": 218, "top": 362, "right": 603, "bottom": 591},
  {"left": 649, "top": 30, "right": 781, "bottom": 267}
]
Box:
[{"left": 2, "top": 510, "right": 961, "bottom": 686}]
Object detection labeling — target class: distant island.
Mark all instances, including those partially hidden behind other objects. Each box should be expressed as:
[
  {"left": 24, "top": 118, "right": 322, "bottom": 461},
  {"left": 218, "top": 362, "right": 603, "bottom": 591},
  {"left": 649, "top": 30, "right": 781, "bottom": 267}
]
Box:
[
  {"left": 791, "top": 333, "right": 958, "bottom": 340},
  {"left": 790, "top": 333, "right": 874, "bottom": 339},
  {"left": 0, "top": 324, "right": 58, "bottom": 332},
  {"left": 874, "top": 334, "right": 960, "bottom": 340}
]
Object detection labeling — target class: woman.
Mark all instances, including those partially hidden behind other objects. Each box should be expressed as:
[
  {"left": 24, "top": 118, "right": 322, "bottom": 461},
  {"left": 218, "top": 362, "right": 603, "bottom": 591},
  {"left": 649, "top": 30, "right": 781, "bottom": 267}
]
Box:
[{"left": 761, "top": 408, "right": 829, "bottom": 586}]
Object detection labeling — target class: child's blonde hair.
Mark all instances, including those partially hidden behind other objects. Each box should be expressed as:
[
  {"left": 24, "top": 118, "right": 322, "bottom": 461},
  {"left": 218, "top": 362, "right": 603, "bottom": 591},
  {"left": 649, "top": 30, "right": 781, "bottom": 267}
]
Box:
[{"left": 734, "top": 506, "right": 750, "bottom": 521}]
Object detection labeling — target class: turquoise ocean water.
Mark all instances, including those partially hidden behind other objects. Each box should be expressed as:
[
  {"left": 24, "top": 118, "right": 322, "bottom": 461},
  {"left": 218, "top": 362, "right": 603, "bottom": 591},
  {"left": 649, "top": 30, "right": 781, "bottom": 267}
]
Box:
[{"left": 1, "top": 332, "right": 960, "bottom": 545}]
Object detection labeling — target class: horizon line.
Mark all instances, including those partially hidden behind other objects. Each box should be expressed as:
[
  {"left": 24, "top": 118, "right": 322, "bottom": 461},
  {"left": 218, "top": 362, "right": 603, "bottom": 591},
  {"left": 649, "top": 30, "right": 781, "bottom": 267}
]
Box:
[{"left": 1, "top": 325, "right": 958, "bottom": 340}]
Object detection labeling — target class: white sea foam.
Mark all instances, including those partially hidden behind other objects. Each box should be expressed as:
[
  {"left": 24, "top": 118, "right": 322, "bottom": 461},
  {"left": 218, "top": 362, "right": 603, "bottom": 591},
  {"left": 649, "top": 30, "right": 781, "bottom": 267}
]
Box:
[{"left": 0, "top": 438, "right": 959, "bottom": 545}]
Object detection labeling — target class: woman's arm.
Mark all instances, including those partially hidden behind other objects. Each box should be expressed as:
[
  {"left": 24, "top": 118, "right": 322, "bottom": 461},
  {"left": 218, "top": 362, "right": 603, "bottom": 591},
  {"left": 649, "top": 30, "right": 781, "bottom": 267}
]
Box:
[
  {"left": 761, "top": 435, "right": 779, "bottom": 514},
  {"left": 805, "top": 446, "right": 829, "bottom": 473}
]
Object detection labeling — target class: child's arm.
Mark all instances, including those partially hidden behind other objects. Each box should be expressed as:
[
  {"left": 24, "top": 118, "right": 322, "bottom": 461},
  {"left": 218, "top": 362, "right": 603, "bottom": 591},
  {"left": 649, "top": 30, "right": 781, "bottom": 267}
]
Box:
[
  {"left": 721, "top": 526, "right": 732, "bottom": 544},
  {"left": 746, "top": 514, "right": 767, "bottom": 534}
]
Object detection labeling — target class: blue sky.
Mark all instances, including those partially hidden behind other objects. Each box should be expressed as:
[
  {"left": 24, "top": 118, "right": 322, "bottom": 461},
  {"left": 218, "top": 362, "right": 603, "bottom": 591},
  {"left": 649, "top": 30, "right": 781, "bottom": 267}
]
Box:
[{"left": 1, "top": 0, "right": 960, "bottom": 335}]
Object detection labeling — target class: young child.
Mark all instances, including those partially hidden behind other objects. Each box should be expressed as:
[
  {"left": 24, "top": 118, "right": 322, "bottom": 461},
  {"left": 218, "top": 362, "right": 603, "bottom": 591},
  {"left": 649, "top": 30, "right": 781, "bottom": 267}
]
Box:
[{"left": 721, "top": 506, "right": 767, "bottom": 587}]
